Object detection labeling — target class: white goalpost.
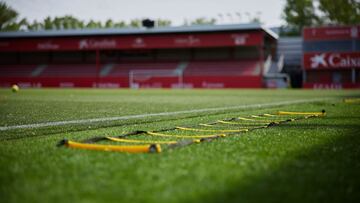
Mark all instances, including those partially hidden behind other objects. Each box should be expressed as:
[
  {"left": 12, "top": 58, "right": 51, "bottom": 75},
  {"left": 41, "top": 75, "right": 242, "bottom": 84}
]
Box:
[{"left": 129, "top": 69, "right": 183, "bottom": 89}]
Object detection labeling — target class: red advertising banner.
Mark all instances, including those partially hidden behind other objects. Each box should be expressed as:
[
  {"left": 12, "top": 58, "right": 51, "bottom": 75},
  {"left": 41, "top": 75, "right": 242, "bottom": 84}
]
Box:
[
  {"left": 303, "top": 25, "right": 360, "bottom": 41},
  {"left": 0, "top": 76, "right": 262, "bottom": 88},
  {"left": 0, "top": 32, "right": 263, "bottom": 52},
  {"left": 303, "top": 83, "right": 360, "bottom": 89},
  {"left": 303, "top": 52, "right": 360, "bottom": 69}
]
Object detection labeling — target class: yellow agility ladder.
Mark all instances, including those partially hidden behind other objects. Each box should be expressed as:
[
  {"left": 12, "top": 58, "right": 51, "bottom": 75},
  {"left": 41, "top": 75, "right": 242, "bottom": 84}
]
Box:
[
  {"left": 344, "top": 98, "right": 360, "bottom": 104},
  {"left": 59, "top": 139, "right": 162, "bottom": 153},
  {"left": 58, "top": 110, "right": 325, "bottom": 153},
  {"left": 277, "top": 110, "right": 326, "bottom": 116}
]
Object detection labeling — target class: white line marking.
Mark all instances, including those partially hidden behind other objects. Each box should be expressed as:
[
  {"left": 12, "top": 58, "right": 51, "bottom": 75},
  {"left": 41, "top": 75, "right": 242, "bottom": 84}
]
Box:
[{"left": 0, "top": 99, "right": 326, "bottom": 131}]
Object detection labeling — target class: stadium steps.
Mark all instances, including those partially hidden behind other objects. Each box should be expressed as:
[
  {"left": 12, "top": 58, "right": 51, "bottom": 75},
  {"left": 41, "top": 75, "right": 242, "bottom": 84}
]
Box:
[
  {"left": 174, "top": 61, "right": 188, "bottom": 74},
  {"left": 31, "top": 64, "right": 47, "bottom": 77},
  {"left": 100, "top": 64, "right": 114, "bottom": 77}
]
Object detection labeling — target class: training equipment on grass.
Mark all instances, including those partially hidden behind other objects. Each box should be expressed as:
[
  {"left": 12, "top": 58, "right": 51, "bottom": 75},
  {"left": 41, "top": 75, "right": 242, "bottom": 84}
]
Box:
[
  {"left": 344, "top": 98, "right": 360, "bottom": 104},
  {"left": 175, "top": 126, "right": 249, "bottom": 132},
  {"left": 106, "top": 137, "right": 178, "bottom": 144},
  {"left": 58, "top": 110, "right": 326, "bottom": 153},
  {"left": 146, "top": 131, "right": 225, "bottom": 138},
  {"left": 58, "top": 139, "right": 161, "bottom": 153},
  {"left": 277, "top": 110, "right": 326, "bottom": 116}
]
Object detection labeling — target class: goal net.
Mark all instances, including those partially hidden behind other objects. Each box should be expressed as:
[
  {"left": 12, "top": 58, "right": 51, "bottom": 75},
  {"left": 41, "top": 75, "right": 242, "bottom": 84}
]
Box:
[{"left": 129, "top": 69, "right": 183, "bottom": 89}]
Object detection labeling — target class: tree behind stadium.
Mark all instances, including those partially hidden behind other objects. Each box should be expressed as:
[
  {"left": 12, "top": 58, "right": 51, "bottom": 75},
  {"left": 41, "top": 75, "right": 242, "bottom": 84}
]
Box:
[
  {"left": 282, "top": 0, "right": 320, "bottom": 35},
  {"left": 319, "top": 0, "right": 360, "bottom": 25},
  {"left": 282, "top": 0, "right": 360, "bottom": 36},
  {"left": 0, "top": 2, "right": 27, "bottom": 31}
]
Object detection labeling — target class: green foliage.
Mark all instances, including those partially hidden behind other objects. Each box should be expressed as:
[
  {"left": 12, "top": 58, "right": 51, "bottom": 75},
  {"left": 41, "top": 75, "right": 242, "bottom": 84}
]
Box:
[
  {"left": 105, "top": 19, "right": 114, "bottom": 28},
  {"left": 157, "top": 19, "right": 172, "bottom": 27},
  {"left": 282, "top": 0, "right": 320, "bottom": 35},
  {"left": 319, "top": 0, "right": 360, "bottom": 25},
  {"left": 26, "top": 20, "right": 42, "bottom": 31},
  {"left": 130, "top": 19, "right": 142, "bottom": 28},
  {"left": 104, "top": 19, "right": 127, "bottom": 28},
  {"left": 282, "top": 0, "right": 360, "bottom": 36},
  {"left": 43, "top": 17, "right": 53, "bottom": 30},
  {"left": 190, "top": 17, "right": 217, "bottom": 25},
  {"left": 113, "top": 21, "right": 127, "bottom": 28},
  {"left": 2, "top": 18, "right": 27, "bottom": 31},
  {"left": 0, "top": 2, "right": 172, "bottom": 31},
  {"left": 0, "top": 2, "right": 27, "bottom": 31},
  {"left": 0, "top": 2, "right": 17, "bottom": 27},
  {"left": 279, "top": 26, "right": 302, "bottom": 37},
  {"left": 86, "top": 19, "right": 102, "bottom": 29},
  {"left": 23, "top": 16, "right": 171, "bottom": 31}
]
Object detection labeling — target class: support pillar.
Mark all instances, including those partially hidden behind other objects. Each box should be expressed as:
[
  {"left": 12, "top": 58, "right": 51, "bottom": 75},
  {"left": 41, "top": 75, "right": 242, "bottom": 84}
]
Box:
[
  {"left": 95, "top": 49, "right": 100, "bottom": 88},
  {"left": 259, "top": 45, "right": 265, "bottom": 87},
  {"left": 352, "top": 68, "right": 356, "bottom": 84}
]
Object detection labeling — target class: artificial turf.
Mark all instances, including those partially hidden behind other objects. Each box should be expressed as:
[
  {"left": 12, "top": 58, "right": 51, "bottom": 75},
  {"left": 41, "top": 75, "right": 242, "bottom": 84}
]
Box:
[{"left": 0, "top": 89, "right": 359, "bottom": 203}]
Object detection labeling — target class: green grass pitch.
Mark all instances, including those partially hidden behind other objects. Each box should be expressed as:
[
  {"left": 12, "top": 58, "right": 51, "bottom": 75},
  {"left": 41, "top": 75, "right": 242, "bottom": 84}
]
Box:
[{"left": 0, "top": 89, "right": 360, "bottom": 203}]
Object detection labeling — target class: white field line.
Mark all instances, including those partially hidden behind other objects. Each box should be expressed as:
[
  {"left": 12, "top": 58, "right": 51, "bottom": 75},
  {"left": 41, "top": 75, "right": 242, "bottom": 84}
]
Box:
[{"left": 0, "top": 98, "right": 327, "bottom": 131}]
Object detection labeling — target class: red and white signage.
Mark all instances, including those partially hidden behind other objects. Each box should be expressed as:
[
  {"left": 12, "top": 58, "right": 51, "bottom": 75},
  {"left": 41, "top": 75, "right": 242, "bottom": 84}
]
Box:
[
  {"left": 303, "top": 25, "right": 360, "bottom": 41},
  {"left": 174, "top": 35, "right": 201, "bottom": 46},
  {"left": 78, "top": 39, "right": 117, "bottom": 49},
  {"left": 37, "top": 41, "right": 60, "bottom": 50},
  {"left": 303, "top": 52, "right": 360, "bottom": 69},
  {"left": 0, "top": 32, "right": 263, "bottom": 52},
  {"left": 231, "top": 34, "right": 249, "bottom": 45},
  {"left": 303, "top": 83, "right": 360, "bottom": 89}
]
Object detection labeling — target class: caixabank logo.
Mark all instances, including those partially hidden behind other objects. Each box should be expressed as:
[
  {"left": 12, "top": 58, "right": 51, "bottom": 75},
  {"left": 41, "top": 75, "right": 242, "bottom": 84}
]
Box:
[
  {"left": 310, "top": 53, "right": 327, "bottom": 68},
  {"left": 79, "top": 39, "right": 117, "bottom": 49},
  {"left": 306, "top": 53, "right": 360, "bottom": 69}
]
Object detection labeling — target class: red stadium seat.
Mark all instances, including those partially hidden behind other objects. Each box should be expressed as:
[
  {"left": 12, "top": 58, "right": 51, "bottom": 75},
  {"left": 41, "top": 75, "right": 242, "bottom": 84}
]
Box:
[
  {"left": 108, "top": 62, "right": 178, "bottom": 77},
  {"left": 39, "top": 64, "right": 97, "bottom": 77},
  {"left": 184, "top": 60, "right": 260, "bottom": 76},
  {"left": 0, "top": 65, "right": 38, "bottom": 77}
]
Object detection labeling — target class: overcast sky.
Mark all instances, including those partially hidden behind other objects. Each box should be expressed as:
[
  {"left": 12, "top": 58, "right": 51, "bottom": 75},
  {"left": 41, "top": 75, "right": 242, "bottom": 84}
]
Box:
[{"left": 4, "top": 0, "right": 286, "bottom": 27}]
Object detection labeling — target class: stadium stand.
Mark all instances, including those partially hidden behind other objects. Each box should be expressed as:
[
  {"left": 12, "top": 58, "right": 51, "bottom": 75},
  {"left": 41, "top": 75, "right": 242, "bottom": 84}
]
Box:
[
  {"left": 0, "top": 65, "right": 37, "bottom": 77},
  {"left": 183, "top": 60, "right": 260, "bottom": 76},
  {"left": 0, "top": 23, "right": 279, "bottom": 88},
  {"left": 108, "top": 62, "right": 178, "bottom": 77},
  {"left": 39, "top": 64, "right": 97, "bottom": 77}
]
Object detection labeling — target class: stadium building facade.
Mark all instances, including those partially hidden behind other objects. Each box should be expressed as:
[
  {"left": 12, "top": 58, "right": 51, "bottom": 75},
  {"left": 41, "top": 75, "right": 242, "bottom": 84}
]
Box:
[
  {"left": 0, "top": 24, "right": 278, "bottom": 88},
  {"left": 302, "top": 25, "right": 360, "bottom": 89}
]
